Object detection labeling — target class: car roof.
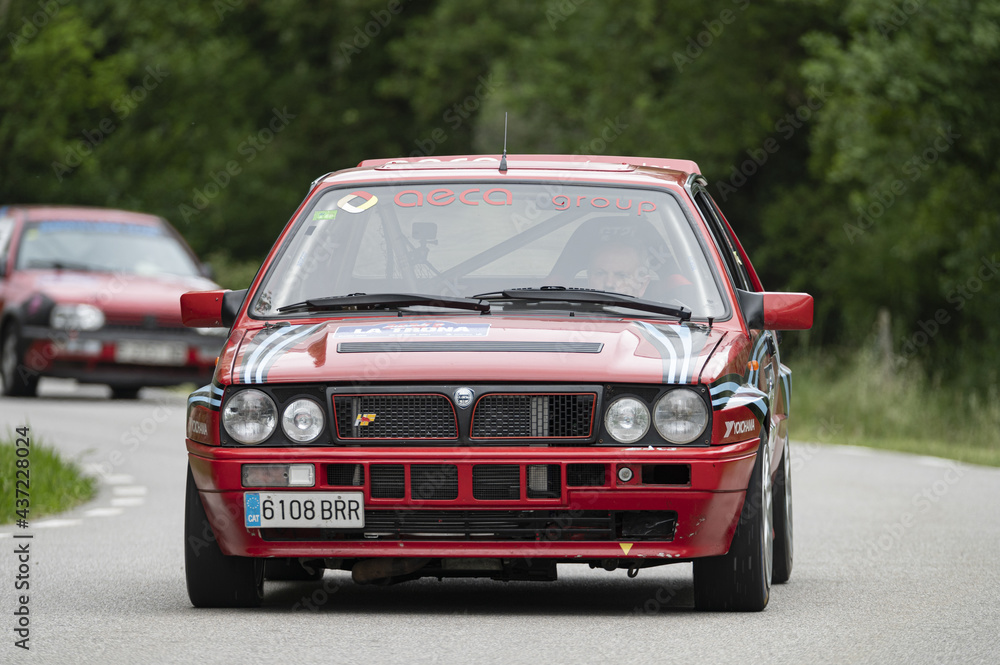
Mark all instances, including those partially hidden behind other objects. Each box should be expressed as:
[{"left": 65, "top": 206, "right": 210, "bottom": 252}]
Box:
[
  {"left": 0, "top": 205, "right": 165, "bottom": 226},
  {"left": 313, "top": 154, "right": 700, "bottom": 190},
  {"left": 358, "top": 154, "right": 701, "bottom": 173}
]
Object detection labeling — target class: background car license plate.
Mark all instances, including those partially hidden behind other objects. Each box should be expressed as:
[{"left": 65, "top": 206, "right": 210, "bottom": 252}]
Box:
[
  {"left": 115, "top": 340, "right": 188, "bottom": 365},
  {"left": 244, "top": 492, "right": 365, "bottom": 529}
]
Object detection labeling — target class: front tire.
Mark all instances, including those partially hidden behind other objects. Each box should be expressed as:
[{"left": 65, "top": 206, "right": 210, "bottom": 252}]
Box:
[
  {"left": 1, "top": 323, "right": 39, "bottom": 397},
  {"left": 771, "top": 439, "right": 793, "bottom": 584},
  {"left": 693, "top": 438, "right": 773, "bottom": 611},
  {"left": 184, "top": 466, "right": 263, "bottom": 607}
]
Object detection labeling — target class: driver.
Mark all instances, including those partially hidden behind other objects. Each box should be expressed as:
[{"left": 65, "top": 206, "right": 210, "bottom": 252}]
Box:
[{"left": 586, "top": 241, "right": 653, "bottom": 297}]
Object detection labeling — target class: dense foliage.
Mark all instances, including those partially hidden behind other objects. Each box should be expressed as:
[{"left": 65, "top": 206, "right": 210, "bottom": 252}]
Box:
[{"left": 2, "top": 0, "right": 998, "bottom": 388}]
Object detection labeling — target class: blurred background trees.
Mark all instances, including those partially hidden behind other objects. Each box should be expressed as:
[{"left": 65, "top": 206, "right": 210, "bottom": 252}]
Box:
[{"left": 2, "top": 0, "right": 999, "bottom": 390}]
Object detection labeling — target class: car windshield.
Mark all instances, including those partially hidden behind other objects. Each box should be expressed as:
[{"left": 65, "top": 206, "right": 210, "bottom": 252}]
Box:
[
  {"left": 16, "top": 220, "right": 201, "bottom": 277},
  {"left": 251, "top": 182, "right": 728, "bottom": 319}
]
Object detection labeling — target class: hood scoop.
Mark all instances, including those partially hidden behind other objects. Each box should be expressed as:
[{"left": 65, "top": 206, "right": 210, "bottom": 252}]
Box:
[{"left": 337, "top": 341, "right": 603, "bottom": 354}]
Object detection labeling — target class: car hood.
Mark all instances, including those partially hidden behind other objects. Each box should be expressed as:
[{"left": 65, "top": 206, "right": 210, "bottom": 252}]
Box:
[
  {"left": 15, "top": 270, "right": 217, "bottom": 321},
  {"left": 226, "top": 316, "right": 729, "bottom": 386}
]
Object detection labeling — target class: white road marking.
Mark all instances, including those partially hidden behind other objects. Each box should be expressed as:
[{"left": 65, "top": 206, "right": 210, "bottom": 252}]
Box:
[
  {"left": 84, "top": 508, "right": 125, "bottom": 517},
  {"left": 112, "top": 486, "right": 148, "bottom": 496},
  {"left": 110, "top": 497, "right": 145, "bottom": 507},
  {"left": 34, "top": 519, "right": 83, "bottom": 528},
  {"left": 103, "top": 474, "right": 136, "bottom": 485}
]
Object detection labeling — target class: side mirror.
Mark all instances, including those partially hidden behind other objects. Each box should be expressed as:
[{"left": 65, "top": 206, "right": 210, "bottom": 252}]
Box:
[
  {"left": 181, "top": 288, "right": 248, "bottom": 328},
  {"left": 737, "top": 289, "right": 813, "bottom": 331}
]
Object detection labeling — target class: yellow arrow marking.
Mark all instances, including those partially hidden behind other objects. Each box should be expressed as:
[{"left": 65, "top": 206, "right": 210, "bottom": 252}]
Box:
[{"left": 620, "top": 543, "right": 633, "bottom": 555}]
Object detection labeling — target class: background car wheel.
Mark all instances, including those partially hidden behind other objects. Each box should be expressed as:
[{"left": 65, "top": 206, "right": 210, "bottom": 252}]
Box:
[
  {"left": 771, "top": 438, "right": 794, "bottom": 584},
  {"left": 184, "top": 465, "right": 263, "bottom": 608},
  {"left": 693, "top": 438, "right": 773, "bottom": 611},
  {"left": 264, "top": 558, "right": 325, "bottom": 581},
  {"left": 110, "top": 386, "right": 142, "bottom": 400},
  {"left": 1, "top": 323, "right": 39, "bottom": 398}
]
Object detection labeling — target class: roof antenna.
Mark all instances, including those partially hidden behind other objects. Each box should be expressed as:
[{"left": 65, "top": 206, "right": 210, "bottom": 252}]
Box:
[{"left": 499, "top": 112, "right": 508, "bottom": 173}]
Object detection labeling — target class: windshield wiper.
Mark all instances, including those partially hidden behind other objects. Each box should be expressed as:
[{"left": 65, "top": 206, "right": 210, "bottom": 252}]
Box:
[
  {"left": 277, "top": 292, "right": 490, "bottom": 314},
  {"left": 474, "top": 287, "right": 691, "bottom": 321},
  {"left": 27, "top": 259, "right": 101, "bottom": 272}
]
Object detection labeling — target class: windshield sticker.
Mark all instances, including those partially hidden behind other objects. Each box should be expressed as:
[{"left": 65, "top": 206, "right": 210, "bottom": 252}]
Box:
[
  {"left": 337, "top": 191, "right": 379, "bottom": 213},
  {"left": 334, "top": 321, "right": 491, "bottom": 338},
  {"left": 552, "top": 195, "right": 656, "bottom": 216},
  {"left": 34, "top": 221, "right": 163, "bottom": 235},
  {"left": 312, "top": 210, "right": 338, "bottom": 220},
  {"left": 393, "top": 188, "right": 512, "bottom": 208}
]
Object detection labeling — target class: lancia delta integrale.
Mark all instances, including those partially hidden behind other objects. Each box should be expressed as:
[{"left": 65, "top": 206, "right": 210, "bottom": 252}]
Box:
[{"left": 181, "top": 155, "right": 813, "bottom": 610}]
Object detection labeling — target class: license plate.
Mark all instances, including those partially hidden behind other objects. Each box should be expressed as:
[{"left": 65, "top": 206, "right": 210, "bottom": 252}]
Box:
[
  {"left": 244, "top": 492, "right": 365, "bottom": 529},
  {"left": 114, "top": 340, "right": 187, "bottom": 365}
]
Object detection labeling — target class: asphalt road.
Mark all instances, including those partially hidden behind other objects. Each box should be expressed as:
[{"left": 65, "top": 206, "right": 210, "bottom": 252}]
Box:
[{"left": 1, "top": 379, "right": 998, "bottom": 665}]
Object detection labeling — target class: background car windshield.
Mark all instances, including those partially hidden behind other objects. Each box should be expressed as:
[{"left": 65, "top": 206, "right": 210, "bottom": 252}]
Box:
[
  {"left": 16, "top": 220, "right": 200, "bottom": 277},
  {"left": 253, "top": 183, "right": 728, "bottom": 318}
]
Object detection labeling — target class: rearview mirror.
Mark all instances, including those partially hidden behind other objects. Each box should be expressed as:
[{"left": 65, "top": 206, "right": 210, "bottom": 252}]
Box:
[
  {"left": 181, "top": 288, "right": 248, "bottom": 328},
  {"left": 736, "top": 289, "right": 813, "bottom": 331}
]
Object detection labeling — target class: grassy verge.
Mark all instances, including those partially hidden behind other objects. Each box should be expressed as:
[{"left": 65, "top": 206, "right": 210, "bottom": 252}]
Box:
[
  {"left": 1, "top": 434, "right": 97, "bottom": 524},
  {"left": 790, "top": 349, "right": 1000, "bottom": 467}
]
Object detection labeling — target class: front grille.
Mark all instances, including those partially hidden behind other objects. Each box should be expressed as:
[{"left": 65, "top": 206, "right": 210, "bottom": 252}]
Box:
[
  {"left": 260, "top": 510, "right": 677, "bottom": 542},
  {"left": 473, "top": 464, "right": 520, "bottom": 500},
  {"left": 327, "top": 464, "right": 364, "bottom": 486},
  {"left": 370, "top": 464, "right": 404, "bottom": 498},
  {"left": 334, "top": 394, "right": 457, "bottom": 439},
  {"left": 567, "top": 463, "right": 606, "bottom": 487},
  {"left": 471, "top": 394, "right": 595, "bottom": 439},
  {"left": 411, "top": 464, "right": 458, "bottom": 500}
]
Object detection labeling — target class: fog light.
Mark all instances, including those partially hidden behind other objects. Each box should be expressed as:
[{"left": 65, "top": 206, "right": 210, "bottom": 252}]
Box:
[
  {"left": 242, "top": 464, "right": 315, "bottom": 488},
  {"left": 527, "top": 465, "right": 549, "bottom": 493},
  {"left": 617, "top": 466, "right": 634, "bottom": 483}
]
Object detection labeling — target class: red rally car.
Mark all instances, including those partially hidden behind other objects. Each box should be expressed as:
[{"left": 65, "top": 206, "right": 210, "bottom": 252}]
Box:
[
  {"left": 0, "top": 205, "right": 224, "bottom": 398},
  {"left": 181, "top": 154, "right": 813, "bottom": 610}
]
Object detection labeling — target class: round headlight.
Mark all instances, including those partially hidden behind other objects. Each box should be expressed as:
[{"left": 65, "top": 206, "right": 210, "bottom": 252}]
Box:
[
  {"left": 223, "top": 389, "right": 277, "bottom": 444},
  {"left": 282, "top": 399, "right": 325, "bottom": 443},
  {"left": 50, "top": 304, "right": 105, "bottom": 331},
  {"left": 605, "top": 397, "right": 650, "bottom": 444},
  {"left": 653, "top": 389, "right": 709, "bottom": 444}
]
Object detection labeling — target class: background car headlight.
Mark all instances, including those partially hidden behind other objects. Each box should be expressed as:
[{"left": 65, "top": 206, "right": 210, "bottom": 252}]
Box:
[
  {"left": 50, "top": 303, "right": 104, "bottom": 331},
  {"left": 223, "top": 390, "right": 277, "bottom": 444},
  {"left": 281, "top": 399, "right": 325, "bottom": 443},
  {"left": 653, "top": 389, "right": 709, "bottom": 444},
  {"left": 605, "top": 397, "right": 650, "bottom": 444}
]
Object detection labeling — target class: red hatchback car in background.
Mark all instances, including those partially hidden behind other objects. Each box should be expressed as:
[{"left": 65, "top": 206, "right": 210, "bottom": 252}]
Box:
[
  {"left": 181, "top": 154, "right": 812, "bottom": 610},
  {"left": 0, "top": 205, "right": 225, "bottom": 398}
]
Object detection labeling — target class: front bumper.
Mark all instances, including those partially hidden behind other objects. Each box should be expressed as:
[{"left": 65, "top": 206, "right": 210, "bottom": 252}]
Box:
[
  {"left": 21, "top": 325, "right": 221, "bottom": 386},
  {"left": 188, "top": 439, "right": 759, "bottom": 561}
]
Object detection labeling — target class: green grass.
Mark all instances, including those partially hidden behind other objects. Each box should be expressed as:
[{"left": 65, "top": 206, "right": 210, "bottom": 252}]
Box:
[
  {"left": 790, "top": 348, "right": 1000, "bottom": 467},
  {"left": 0, "top": 434, "right": 97, "bottom": 525}
]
